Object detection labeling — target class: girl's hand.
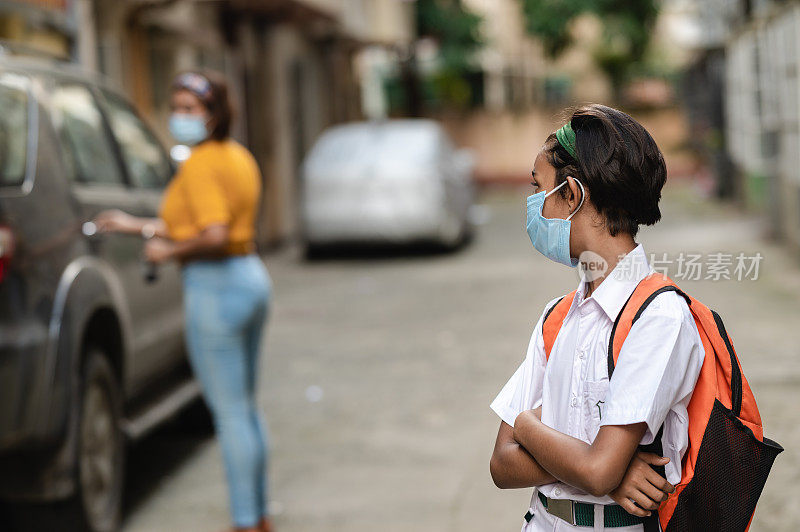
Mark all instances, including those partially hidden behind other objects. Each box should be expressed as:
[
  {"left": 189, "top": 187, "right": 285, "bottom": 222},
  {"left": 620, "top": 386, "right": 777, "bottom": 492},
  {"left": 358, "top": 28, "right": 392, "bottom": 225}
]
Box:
[
  {"left": 610, "top": 452, "right": 675, "bottom": 517},
  {"left": 144, "top": 238, "right": 175, "bottom": 264},
  {"left": 512, "top": 409, "right": 540, "bottom": 443},
  {"left": 94, "top": 209, "right": 137, "bottom": 234}
]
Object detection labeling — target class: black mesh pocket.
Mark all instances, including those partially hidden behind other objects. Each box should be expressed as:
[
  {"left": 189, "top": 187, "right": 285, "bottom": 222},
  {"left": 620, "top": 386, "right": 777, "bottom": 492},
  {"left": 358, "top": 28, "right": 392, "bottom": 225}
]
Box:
[{"left": 665, "top": 399, "right": 783, "bottom": 532}]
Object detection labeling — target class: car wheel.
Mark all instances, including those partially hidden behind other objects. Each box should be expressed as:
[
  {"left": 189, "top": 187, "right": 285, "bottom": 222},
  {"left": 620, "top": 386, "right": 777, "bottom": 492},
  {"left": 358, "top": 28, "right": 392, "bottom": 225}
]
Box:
[
  {"left": 303, "top": 243, "right": 322, "bottom": 260},
  {"left": 440, "top": 214, "right": 474, "bottom": 251},
  {"left": 438, "top": 211, "right": 463, "bottom": 249},
  {"left": 73, "top": 348, "right": 124, "bottom": 532},
  {"left": 458, "top": 221, "right": 475, "bottom": 248}
]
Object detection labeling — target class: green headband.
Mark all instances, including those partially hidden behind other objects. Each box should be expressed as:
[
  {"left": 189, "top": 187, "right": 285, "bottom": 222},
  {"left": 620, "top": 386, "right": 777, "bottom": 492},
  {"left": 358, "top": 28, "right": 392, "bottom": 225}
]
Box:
[{"left": 555, "top": 121, "right": 577, "bottom": 160}]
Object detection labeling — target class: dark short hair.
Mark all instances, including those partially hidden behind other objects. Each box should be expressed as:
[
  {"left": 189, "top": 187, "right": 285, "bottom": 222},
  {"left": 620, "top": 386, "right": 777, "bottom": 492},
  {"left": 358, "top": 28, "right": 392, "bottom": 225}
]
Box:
[
  {"left": 543, "top": 104, "right": 666, "bottom": 238},
  {"left": 172, "top": 70, "right": 234, "bottom": 141}
]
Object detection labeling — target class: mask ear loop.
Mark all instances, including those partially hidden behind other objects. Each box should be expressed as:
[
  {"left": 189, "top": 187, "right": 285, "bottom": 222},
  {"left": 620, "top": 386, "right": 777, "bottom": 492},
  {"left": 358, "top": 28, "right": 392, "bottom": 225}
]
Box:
[
  {"left": 566, "top": 178, "right": 585, "bottom": 221},
  {"left": 543, "top": 179, "right": 568, "bottom": 198}
]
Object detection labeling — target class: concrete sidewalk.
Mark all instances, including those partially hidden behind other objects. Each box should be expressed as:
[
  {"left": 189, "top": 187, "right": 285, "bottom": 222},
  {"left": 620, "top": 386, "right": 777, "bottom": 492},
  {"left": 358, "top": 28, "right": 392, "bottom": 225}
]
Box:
[{"left": 122, "top": 181, "right": 800, "bottom": 532}]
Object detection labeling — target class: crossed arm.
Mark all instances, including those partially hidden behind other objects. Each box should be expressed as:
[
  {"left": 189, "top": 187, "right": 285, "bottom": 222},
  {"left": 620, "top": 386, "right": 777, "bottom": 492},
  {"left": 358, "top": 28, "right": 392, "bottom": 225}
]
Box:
[
  {"left": 490, "top": 408, "right": 674, "bottom": 516},
  {"left": 490, "top": 418, "right": 557, "bottom": 489}
]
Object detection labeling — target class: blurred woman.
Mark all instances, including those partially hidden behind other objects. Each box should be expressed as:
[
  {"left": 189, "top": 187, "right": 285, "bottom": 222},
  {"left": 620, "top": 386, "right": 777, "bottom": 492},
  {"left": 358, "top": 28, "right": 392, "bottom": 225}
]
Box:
[{"left": 95, "top": 71, "right": 273, "bottom": 532}]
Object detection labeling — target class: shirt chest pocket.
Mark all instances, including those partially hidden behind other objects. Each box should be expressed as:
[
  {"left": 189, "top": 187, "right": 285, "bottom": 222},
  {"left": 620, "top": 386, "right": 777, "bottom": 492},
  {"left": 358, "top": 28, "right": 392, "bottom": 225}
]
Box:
[{"left": 582, "top": 379, "right": 609, "bottom": 443}]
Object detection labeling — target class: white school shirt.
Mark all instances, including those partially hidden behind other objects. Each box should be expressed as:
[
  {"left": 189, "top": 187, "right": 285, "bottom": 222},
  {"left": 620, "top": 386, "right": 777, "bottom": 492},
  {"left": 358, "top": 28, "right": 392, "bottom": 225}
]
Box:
[{"left": 491, "top": 244, "right": 704, "bottom": 507}]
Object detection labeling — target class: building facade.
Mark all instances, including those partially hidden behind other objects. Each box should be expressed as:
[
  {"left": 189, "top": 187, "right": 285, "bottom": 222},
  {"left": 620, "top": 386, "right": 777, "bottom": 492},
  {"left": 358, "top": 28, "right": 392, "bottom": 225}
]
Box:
[
  {"left": 460, "top": 0, "right": 614, "bottom": 110},
  {"left": 696, "top": 0, "right": 800, "bottom": 255}
]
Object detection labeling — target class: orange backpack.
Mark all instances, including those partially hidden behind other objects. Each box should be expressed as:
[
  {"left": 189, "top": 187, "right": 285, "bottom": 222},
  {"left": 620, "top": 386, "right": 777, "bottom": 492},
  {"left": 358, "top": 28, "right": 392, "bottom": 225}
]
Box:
[{"left": 541, "top": 273, "right": 782, "bottom": 532}]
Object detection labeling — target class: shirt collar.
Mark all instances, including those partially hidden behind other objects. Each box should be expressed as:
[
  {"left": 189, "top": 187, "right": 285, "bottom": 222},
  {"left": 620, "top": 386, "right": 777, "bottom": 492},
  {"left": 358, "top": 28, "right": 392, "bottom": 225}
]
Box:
[{"left": 574, "top": 244, "right": 653, "bottom": 321}]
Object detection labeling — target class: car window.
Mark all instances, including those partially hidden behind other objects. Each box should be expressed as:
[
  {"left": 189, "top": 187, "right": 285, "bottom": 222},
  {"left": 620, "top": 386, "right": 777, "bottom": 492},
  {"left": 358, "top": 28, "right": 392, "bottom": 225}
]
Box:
[
  {"left": 376, "top": 126, "right": 439, "bottom": 165},
  {"left": 309, "top": 126, "right": 374, "bottom": 165},
  {"left": 0, "top": 73, "right": 30, "bottom": 187},
  {"left": 102, "top": 90, "right": 172, "bottom": 189},
  {"left": 51, "top": 84, "right": 124, "bottom": 186},
  {"left": 308, "top": 123, "right": 439, "bottom": 171}
]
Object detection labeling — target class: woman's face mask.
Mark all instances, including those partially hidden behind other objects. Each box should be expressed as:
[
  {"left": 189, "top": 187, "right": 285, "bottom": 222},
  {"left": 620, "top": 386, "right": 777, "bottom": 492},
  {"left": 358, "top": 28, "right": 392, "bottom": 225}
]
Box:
[
  {"left": 525, "top": 178, "right": 585, "bottom": 267},
  {"left": 169, "top": 113, "right": 208, "bottom": 145}
]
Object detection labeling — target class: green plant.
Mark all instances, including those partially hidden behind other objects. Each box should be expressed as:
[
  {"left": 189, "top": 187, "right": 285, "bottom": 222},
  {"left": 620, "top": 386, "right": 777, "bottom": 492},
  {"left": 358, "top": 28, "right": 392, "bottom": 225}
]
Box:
[
  {"left": 519, "top": 0, "right": 661, "bottom": 96},
  {"left": 412, "top": 0, "right": 485, "bottom": 110}
]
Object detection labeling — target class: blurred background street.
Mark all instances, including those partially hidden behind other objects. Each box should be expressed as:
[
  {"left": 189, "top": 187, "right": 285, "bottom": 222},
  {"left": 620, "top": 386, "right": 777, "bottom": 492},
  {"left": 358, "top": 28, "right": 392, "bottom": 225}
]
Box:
[
  {"left": 117, "top": 181, "right": 800, "bottom": 532},
  {"left": 1, "top": 0, "right": 800, "bottom": 531}
]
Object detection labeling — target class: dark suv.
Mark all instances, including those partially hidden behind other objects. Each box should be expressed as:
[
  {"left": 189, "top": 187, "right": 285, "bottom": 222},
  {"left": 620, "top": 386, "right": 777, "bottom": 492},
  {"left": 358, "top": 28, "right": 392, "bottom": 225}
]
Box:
[{"left": 0, "top": 57, "right": 199, "bottom": 531}]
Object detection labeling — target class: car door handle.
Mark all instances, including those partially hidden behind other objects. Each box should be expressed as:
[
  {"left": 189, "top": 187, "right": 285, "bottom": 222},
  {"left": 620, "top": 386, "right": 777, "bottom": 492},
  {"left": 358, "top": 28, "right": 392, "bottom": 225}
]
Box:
[
  {"left": 143, "top": 261, "right": 159, "bottom": 283},
  {"left": 81, "top": 221, "right": 104, "bottom": 240}
]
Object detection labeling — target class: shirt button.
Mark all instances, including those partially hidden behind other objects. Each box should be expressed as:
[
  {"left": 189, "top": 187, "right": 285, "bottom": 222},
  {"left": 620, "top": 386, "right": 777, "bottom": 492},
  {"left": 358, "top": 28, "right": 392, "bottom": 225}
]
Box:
[
  {"left": 554, "top": 487, "right": 562, "bottom": 496},
  {"left": 570, "top": 397, "right": 578, "bottom": 407},
  {"left": 578, "top": 349, "right": 586, "bottom": 359}
]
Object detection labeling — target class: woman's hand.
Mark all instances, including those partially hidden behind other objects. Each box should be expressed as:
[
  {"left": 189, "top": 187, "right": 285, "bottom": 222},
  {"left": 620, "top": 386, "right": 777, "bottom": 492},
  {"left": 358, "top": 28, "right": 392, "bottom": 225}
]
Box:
[
  {"left": 94, "top": 209, "right": 138, "bottom": 234},
  {"left": 609, "top": 452, "right": 675, "bottom": 517},
  {"left": 144, "top": 237, "right": 175, "bottom": 264}
]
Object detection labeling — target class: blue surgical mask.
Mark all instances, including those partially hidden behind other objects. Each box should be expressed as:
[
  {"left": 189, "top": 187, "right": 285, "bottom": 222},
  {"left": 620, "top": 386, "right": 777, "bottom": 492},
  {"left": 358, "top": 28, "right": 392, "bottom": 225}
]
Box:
[
  {"left": 168, "top": 113, "right": 208, "bottom": 145},
  {"left": 526, "top": 178, "right": 585, "bottom": 267}
]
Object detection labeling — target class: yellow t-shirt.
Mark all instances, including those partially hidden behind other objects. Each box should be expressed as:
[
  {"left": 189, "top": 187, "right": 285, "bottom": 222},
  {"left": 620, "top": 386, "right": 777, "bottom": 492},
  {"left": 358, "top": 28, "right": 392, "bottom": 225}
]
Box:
[{"left": 160, "top": 140, "right": 261, "bottom": 255}]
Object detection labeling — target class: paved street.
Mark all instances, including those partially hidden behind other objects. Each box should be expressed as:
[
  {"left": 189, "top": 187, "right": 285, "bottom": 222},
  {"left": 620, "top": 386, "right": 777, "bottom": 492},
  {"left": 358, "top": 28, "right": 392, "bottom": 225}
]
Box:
[{"left": 122, "top": 182, "right": 800, "bottom": 532}]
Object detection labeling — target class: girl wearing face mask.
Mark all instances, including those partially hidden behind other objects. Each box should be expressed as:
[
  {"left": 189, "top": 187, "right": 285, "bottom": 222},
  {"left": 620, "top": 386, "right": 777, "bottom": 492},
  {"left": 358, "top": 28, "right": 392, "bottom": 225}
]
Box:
[
  {"left": 489, "top": 104, "right": 704, "bottom": 532},
  {"left": 94, "top": 71, "right": 273, "bottom": 532}
]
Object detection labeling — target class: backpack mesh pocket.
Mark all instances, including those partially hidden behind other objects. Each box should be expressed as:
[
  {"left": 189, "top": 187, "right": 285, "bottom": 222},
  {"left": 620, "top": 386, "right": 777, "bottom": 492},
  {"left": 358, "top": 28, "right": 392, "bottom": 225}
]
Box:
[{"left": 666, "top": 399, "right": 783, "bottom": 532}]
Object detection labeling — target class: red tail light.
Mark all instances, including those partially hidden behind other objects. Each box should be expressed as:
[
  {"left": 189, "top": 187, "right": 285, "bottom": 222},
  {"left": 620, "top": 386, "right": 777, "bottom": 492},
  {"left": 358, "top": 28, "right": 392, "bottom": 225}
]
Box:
[{"left": 0, "top": 226, "right": 15, "bottom": 283}]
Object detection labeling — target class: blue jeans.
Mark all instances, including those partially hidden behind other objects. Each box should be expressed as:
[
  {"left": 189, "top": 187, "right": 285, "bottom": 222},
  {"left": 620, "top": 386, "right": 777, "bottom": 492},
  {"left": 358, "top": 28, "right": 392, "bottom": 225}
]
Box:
[{"left": 182, "top": 254, "right": 272, "bottom": 528}]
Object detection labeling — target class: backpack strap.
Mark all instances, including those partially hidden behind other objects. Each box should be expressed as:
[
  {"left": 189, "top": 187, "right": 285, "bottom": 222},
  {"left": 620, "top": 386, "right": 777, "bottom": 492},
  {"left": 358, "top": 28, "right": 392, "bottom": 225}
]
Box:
[
  {"left": 608, "top": 273, "right": 747, "bottom": 418},
  {"left": 542, "top": 291, "right": 577, "bottom": 361},
  {"left": 607, "top": 274, "right": 692, "bottom": 532},
  {"left": 607, "top": 274, "right": 692, "bottom": 376},
  {"left": 688, "top": 304, "right": 744, "bottom": 418}
]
